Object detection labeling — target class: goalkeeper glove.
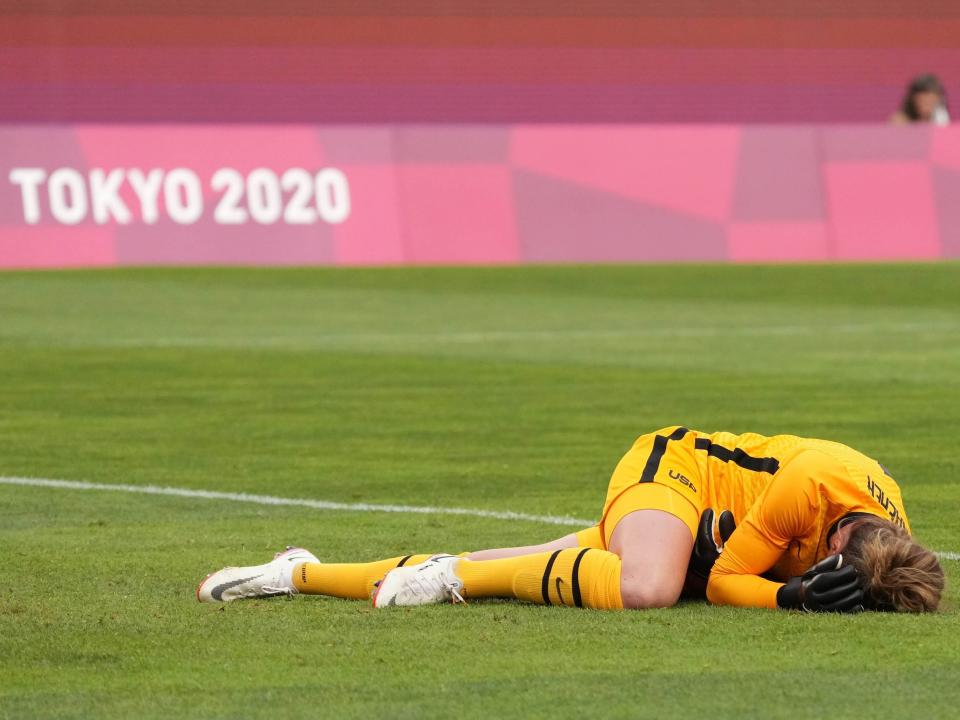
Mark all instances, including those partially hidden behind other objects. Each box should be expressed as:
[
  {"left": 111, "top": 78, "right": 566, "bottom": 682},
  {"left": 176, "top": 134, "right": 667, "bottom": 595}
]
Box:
[
  {"left": 689, "top": 508, "right": 737, "bottom": 582},
  {"left": 776, "top": 554, "right": 864, "bottom": 613}
]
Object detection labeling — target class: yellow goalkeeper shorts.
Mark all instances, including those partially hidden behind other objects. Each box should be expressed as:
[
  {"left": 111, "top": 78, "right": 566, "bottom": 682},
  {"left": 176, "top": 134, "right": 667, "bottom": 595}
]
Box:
[{"left": 598, "top": 426, "right": 703, "bottom": 547}]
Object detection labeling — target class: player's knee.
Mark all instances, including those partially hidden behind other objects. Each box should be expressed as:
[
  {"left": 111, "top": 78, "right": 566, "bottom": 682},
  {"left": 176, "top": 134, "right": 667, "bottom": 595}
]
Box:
[{"left": 619, "top": 575, "right": 681, "bottom": 610}]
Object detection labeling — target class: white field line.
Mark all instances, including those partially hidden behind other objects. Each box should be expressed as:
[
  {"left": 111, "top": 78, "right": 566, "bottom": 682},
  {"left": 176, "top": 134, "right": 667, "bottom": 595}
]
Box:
[
  {"left": 0, "top": 476, "right": 591, "bottom": 527},
  {"left": 2, "top": 475, "right": 958, "bottom": 562}
]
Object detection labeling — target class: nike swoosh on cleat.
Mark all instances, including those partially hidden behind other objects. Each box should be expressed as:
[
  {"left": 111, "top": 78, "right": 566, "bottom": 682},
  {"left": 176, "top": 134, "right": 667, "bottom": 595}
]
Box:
[{"left": 211, "top": 574, "right": 263, "bottom": 601}]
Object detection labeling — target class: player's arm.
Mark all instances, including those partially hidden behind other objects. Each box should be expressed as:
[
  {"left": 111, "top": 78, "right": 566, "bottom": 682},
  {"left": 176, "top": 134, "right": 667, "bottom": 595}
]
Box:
[
  {"left": 706, "top": 451, "right": 821, "bottom": 609},
  {"left": 707, "top": 450, "right": 864, "bottom": 612}
]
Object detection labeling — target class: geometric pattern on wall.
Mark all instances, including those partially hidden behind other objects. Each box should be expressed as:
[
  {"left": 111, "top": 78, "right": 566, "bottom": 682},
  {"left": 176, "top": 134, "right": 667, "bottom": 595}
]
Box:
[{"left": 1, "top": 124, "right": 959, "bottom": 268}]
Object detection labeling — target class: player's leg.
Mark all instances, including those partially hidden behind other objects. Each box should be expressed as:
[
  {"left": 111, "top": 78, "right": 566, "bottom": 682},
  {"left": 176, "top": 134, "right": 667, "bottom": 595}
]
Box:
[
  {"left": 373, "top": 428, "right": 701, "bottom": 609},
  {"left": 198, "top": 527, "right": 603, "bottom": 603},
  {"left": 294, "top": 553, "right": 437, "bottom": 600},
  {"left": 448, "top": 545, "right": 624, "bottom": 609},
  {"left": 295, "top": 527, "right": 601, "bottom": 600},
  {"left": 428, "top": 497, "right": 690, "bottom": 610},
  {"left": 465, "top": 526, "right": 602, "bottom": 561},
  {"left": 374, "top": 509, "right": 691, "bottom": 610},
  {"left": 608, "top": 508, "right": 693, "bottom": 608},
  {"left": 601, "top": 428, "right": 701, "bottom": 608}
]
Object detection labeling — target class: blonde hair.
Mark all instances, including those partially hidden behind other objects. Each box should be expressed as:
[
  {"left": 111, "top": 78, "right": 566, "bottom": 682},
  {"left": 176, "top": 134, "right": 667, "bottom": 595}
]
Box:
[{"left": 843, "top": 516, "right": 944, "bottom": 613}]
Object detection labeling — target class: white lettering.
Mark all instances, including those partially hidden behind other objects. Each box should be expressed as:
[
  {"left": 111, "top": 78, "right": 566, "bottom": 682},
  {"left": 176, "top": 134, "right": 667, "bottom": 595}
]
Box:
[
  {"left": 127, "top": 169, "right": 164, "bottom": 225},
  {"left": 89, "top": 168, "right": 132, "bottom": 224},
  {"left": 247, "top": 168, "right": 282, "bottom": 224},
  {"left": 48, "top": 168, "right": 87, "bottom": 225},
  {"left": 211, "top": 168, "right": 247, "bottom": 224},
  {"left": 163, "top": 168, "right": 203, "bottom": 225},
  {"left": 281, "top": 168, "right": 317, "bottom": 224},
  {"left": 315, "top": 168, "right": 350, "bottom": 224},
  {"left": 8, "top": 167, "right": 46, "bottom": 224},
  {"left": 7, "top": 166, "right": 350, "bottom": 227}
]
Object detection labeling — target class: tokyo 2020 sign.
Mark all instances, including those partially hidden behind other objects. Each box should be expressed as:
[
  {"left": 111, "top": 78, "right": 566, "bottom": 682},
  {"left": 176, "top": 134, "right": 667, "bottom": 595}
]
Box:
[{"left": 2, "top": 124, "right": 959, "bottom": 268}]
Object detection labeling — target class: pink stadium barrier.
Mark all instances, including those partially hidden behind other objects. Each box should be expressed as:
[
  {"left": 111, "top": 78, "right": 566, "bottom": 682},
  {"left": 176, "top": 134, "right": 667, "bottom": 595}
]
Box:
[{"left": 1, "top": 124, "right": 958, "bottom": 268}]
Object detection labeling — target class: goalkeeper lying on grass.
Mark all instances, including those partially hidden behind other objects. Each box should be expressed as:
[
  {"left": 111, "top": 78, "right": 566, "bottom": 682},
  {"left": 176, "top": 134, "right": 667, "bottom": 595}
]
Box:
[{"left": 197, "top": 426, "right": 944, "bottom": 613}]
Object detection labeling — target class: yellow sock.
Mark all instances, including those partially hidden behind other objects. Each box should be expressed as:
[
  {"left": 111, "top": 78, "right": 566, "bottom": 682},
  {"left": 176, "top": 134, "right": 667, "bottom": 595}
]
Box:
[
  {"left": 456, "top": 548, "right": 623, "bottom": 609},
  {"left": 575, "top": 525, "right": 605, "bottom": 549},
  {"left": 293, "top": 554, "right": 433, "bottom": 599}
]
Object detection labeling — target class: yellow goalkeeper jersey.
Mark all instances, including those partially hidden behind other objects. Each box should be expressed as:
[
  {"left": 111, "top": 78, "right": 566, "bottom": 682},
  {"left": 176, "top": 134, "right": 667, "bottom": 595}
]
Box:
[{"left": 692, "top": 430, "right": 911, "bottom": 609}]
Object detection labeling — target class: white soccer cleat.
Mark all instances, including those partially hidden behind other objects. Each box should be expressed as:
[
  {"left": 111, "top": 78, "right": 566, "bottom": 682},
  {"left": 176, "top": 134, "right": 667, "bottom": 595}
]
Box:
[
  {"left": 372, "top": 554, "right": 465, "bottom": 608},
  {"left": 196, "top": 546, "right": 319, "bottom": 603}
]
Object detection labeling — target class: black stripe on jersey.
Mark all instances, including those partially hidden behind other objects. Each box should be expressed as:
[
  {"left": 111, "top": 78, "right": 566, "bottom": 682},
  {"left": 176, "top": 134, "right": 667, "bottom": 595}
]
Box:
[
  {"left": 639, "top": 426, "right": 691, "bottom": 483},
  {"left": 570, "top": 548, "right": 590, "bottom": 608},
  {"left": 541, "top": 550, "right": 563, "bottom": 606},
  {"left": 694, "top": 438, "right": 780, "bottom": 475},
  {"left": 396, "top": 555, "right": 414, "bottom": 567}
]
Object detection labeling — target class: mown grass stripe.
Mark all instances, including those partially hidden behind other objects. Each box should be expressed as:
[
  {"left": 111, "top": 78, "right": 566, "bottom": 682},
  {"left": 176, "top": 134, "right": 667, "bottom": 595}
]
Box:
[{"left": 2, "top": 475, "right": 956, "bottom": 561}]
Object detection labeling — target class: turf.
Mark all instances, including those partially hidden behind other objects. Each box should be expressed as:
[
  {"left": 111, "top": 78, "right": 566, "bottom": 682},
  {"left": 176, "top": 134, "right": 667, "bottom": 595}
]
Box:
[{"left": 0, "top": 263, "right": 958, "bottom": 719}]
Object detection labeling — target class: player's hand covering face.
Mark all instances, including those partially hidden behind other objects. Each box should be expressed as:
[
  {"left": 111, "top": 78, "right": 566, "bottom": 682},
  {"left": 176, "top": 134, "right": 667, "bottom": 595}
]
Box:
[{"left": 776, "top": 554, "right": 864, "bottom": 612}]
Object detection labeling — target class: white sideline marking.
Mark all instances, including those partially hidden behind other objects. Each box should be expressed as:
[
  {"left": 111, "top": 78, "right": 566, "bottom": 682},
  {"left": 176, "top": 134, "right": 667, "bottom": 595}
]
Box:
[
  {"left": 0, "top": 476, "right": 592, "bottom": 527},
  {"left": 2, "top": 475, "right": 957, "bottom": 561}
]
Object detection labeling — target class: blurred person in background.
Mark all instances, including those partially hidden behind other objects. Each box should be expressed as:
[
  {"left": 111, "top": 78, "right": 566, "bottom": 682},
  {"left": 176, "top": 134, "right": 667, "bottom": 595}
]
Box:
[{"left": 891, "top": 73, "right": 950, "bottom": 125}]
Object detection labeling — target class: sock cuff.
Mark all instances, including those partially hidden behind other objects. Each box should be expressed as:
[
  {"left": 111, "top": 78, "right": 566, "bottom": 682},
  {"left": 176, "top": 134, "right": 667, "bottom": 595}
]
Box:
[{"left": 286, "top": 561, "right": 305, "bottom": 590}]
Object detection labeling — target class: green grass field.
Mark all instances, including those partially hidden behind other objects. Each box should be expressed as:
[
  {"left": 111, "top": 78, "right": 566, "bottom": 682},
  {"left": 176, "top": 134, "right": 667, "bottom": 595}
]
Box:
[{"left": 1, "top": 264, "right": 958, "bottom": 719}]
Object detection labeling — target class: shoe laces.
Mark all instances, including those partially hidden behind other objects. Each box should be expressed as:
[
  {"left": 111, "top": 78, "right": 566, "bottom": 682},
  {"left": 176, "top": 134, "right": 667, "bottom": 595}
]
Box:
[
  {"left": 409, "top": 560, "right": 465, "bottom": 604},
  {"left": 259, "top": 586, "right": 295, "bottom": 598}
]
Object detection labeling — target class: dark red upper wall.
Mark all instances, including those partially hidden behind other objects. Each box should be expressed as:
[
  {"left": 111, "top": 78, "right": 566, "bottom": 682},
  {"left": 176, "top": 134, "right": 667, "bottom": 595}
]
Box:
[{"left": 2, "top": 0, "right": 959, "bottom": 122}]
